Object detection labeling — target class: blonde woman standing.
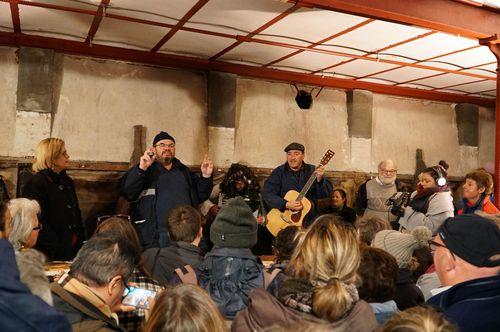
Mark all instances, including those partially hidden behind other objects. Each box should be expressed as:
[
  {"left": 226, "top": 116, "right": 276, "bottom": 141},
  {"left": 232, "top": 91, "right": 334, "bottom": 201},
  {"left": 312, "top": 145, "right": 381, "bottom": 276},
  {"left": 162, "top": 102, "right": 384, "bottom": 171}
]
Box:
[{"left": 22, "top": 138, "right": 83, "bottom": 261}]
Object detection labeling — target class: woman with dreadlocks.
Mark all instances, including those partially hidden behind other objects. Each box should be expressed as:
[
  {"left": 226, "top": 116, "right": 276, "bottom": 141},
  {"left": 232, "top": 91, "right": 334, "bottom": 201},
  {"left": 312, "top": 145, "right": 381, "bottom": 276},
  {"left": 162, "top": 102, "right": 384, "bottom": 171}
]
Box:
[{"left": 202, "top": 163, "right": 274, "bottom": 255}]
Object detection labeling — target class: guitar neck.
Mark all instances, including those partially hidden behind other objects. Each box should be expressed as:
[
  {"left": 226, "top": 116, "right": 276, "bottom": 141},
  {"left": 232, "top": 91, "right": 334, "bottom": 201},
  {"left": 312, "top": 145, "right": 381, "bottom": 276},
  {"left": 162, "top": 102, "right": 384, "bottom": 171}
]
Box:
[{"left": 295, "top": 169, "right": 319, "bottom": 202}]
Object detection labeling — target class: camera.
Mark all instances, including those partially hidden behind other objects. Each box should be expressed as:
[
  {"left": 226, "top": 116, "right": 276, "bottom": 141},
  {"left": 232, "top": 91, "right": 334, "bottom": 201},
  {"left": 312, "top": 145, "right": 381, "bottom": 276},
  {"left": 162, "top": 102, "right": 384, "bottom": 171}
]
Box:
[{"left": 386, "top": 192, "right": 411, "bottom": 217}]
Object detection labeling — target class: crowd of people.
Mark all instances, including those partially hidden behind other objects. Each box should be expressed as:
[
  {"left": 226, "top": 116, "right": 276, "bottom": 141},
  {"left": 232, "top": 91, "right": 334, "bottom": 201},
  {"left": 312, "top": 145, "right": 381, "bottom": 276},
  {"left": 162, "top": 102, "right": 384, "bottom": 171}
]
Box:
[{"left": 0, "top": 132, "right": 499, "bottom": 332}]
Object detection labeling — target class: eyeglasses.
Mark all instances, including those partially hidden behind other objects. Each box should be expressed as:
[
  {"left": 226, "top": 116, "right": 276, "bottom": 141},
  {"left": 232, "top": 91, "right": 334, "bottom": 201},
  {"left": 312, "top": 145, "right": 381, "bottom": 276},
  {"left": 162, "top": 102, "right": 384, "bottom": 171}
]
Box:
[
  {"left": 380, "top": 169, "right": 397, "bottom": 175},
  {"left": 96, "top": 214, "right": 131, "bottom": 225},
  {"left": 32, "top": 224, "right": 42, "bottom": 231},
  {"left": 429, "top": 239, "right": 455, "bottom": 259},
  {"left": 155, "top": 143, "right": 175, "bottom": 149}
]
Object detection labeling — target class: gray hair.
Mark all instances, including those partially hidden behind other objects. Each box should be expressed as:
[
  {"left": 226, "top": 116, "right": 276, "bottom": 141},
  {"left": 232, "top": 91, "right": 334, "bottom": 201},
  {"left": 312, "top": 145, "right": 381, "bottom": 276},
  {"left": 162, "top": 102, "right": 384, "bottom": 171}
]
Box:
[
  {"left": 16, "top": 249, "right": 53, "bottom": 305},
  {"left": 8, "top": 198, "right": 40, "bottom": 250},
  {"left": 378, "top": 159, "right": 397, "bottom": 171},
  {"left": 70, "top": 232, "right": 138, "bottom": 287}
]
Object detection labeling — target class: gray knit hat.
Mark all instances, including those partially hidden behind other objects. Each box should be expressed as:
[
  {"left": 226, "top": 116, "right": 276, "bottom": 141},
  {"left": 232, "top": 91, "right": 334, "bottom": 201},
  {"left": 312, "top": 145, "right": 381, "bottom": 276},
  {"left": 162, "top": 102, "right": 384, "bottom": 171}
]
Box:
[
  {"left": 210, "top": 197, "right": 258, "bottom": 248},
  {"left": 372, "top": 227, "right": 432, "bottom": 268}
]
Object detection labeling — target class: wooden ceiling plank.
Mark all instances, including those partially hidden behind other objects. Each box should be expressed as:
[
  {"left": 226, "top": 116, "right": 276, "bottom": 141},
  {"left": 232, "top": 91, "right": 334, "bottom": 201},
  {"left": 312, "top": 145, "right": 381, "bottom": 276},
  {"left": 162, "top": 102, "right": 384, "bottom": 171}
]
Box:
[
  {"left": 0, "top": 31, "right": 494, "bottom": 107},
  {"left": 209, "top": 4, "right": 299, "bottom": 61},
  {"left": 263, "top": 18, "right": 374, "bottom": 67},
  {"left": 150, "top": 0, "right": 209, "bottom": 53}
]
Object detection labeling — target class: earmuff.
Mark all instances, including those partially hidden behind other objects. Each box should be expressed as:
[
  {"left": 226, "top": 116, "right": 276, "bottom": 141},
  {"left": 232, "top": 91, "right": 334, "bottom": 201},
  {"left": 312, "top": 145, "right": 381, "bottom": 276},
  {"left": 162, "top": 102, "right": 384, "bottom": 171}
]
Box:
[{"left": 433, "top": 165, "right": 447, "bottom": 186}]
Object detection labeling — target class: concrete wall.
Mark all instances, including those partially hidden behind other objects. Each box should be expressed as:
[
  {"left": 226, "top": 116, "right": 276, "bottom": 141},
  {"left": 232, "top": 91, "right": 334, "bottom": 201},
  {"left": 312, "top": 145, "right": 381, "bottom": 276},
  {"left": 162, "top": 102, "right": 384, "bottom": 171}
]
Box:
[{"left": 0, "top": 46, "right": 496, "bottom": 177}]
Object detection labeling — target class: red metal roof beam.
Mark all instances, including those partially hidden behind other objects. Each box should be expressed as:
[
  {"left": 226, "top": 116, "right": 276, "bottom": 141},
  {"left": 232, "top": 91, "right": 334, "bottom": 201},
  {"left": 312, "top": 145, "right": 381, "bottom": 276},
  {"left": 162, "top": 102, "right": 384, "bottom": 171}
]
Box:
[
  {"left": 209, "top": 4, "right": 299, "bottom": 61},
  {"left": 85, "top": 0, "right": 110, "bottom": 44},
  {"left": 9, "top": 0, "right": 20, "bottom": 33},
  {"left": 294, "top": 0, "right": 500, "bottom": 40},
  {"left": 264, "top": 18, "right": 374, "bottom": 67},
  {"left": 150, "top": 0, "right": 209, "bottom": 53}
]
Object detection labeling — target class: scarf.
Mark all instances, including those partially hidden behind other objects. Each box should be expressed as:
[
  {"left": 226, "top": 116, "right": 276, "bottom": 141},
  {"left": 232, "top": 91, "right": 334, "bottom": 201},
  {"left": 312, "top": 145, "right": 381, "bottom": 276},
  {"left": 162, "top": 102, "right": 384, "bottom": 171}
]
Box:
[
  {"left": 461, "top": 194, "right": 486, "bottom": 214},
  {"left": 63, "top": 277, "right": 119, "bottom": 324},
  {"left": 409, "top": 185, "right": 448, "bottom": 214}
]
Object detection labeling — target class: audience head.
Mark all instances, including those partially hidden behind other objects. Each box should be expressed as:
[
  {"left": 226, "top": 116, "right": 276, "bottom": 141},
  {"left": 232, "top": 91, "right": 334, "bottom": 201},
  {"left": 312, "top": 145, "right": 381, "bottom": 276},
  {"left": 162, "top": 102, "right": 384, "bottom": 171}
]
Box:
[
  {"left": 220, "top": 163, "right": 260, "bottom": 198},
  {"left": 273, "top": 226, "right": 301, "bottom": 264},
  {"left": 69, "top": 232, "right": 138, "bottom": 310},
  {"left": 420, "top": 160, "right": 448, "bottom": 189},
  {"left": 32, "top": 137, "right": 69, "bottom": 173},
  {"left": 372, "top": 226, "right": 432, "bottom": 269},
  {"left": 286, "top": 215, "right": 360, "bottom": 322},
  {"left": 381, "top": 306, "right": 457, "bottom": 332},
  {"left": 378, "top": 160, "right": 398, "bottom": 185},
  {"left": 463, "top": 169, "right": 493, "bottom": 202},
  {"left": 0, "top": 200, "right": 11, "bottom": 238},
  {"left": 356, "top": 216, "right": 391, "bottom": 245},
  {"left": 331, "top": 189, "right": 347, "bottom": 209},
  {"left": 144, "top": 284, "right": 226, "bottom": 332},
  {"left": 357, "top": 246, "right": 398, "bottom": 304},
  {"left": 167, "top": 205, "right": 202, "bottom": 244},
  {"left": 7, "top": 198, "right": 41, "bottom": 250},
  {"left": 210, "top": 197, "right": 257, "bottom": 249},
  {"left": 433, "top": 214, "right": 500, "bottom": 287}
]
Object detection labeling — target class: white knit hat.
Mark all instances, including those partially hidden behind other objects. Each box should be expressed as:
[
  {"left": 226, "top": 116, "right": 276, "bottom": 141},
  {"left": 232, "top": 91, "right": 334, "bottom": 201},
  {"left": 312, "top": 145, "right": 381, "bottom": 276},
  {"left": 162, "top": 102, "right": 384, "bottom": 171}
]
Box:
[{"left": 372, "top": 227, "right": 432, "bottom": 268}]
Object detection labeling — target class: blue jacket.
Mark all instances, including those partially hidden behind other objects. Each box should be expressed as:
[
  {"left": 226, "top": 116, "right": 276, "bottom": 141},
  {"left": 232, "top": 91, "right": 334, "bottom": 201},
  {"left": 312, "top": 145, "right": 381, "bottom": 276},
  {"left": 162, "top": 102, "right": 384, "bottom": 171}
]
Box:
[
  {"left": 427, "top": 275, "right": 500, "bottom": 332},
  {"left": 119, "top": 158, "right": 213, "bottom": 248},
  {"left": 263, "top": 162, "right": 332, "bottom": 224},
  {"left": 0, "top": 239, "right": 71, "bottom": 332}
]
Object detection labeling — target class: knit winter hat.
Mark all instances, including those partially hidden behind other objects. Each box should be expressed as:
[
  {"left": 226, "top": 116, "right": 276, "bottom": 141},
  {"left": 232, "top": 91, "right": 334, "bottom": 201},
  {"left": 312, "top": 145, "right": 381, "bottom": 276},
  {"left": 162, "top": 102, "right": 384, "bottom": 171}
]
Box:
[
  {"left": 372, "top": 227, "right": 432, "bottom": 268},
  {"left": 153, "top": 131, "right": 175, "bottom": 146},
  {"left": 210, "top": 197, "right": 258, "bottom": 248}
]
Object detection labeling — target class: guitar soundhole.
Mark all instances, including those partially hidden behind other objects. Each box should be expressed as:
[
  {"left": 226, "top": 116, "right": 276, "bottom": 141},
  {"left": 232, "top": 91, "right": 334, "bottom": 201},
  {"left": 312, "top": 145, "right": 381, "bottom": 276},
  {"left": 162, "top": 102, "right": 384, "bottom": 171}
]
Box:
[{"left": 291, "top": 211, "right": 302, "bottom": 223}]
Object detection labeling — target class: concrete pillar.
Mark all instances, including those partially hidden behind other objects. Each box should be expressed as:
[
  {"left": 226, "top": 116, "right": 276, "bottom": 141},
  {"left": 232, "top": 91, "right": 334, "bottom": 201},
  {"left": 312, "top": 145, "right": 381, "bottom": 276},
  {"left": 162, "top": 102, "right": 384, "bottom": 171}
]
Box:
[
  {"left": 207, "top": 71, "right": 236, "bottom": 166},
  {"left": 455, "top": 103, "right": 479, "bottom": 147},
  {"left": 346, "top": 90, "right": 373, "bottom": 172},
  {"left": 14, "top": 47, "right": 62, "bottom": 155}
]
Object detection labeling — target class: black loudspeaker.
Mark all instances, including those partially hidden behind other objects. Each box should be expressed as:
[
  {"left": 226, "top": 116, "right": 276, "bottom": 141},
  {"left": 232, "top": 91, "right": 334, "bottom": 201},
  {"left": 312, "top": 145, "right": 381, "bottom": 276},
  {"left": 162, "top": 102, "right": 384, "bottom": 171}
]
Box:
[{"left": 295, "top": 90, "right": 313, "bottom": 109}]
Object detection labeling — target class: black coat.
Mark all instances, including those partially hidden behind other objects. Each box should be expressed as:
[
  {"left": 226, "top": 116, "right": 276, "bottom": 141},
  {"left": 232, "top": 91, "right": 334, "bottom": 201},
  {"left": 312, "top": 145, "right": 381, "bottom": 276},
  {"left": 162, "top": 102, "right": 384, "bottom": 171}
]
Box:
[{"left": 22, "top": 169, "right": 84, "bottom": 261}]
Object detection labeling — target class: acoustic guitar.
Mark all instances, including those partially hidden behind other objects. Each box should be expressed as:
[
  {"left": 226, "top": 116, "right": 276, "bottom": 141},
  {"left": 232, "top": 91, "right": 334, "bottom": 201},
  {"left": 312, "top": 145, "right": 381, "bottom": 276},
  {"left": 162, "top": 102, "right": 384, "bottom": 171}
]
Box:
[{"left": 266, "top": 150, "right": 335, "bottom": 236}]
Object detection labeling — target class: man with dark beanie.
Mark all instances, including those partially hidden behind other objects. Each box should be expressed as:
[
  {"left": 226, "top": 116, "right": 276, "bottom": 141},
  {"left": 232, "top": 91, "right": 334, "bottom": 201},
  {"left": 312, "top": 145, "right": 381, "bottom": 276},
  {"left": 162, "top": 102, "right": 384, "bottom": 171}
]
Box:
[
  {"left": 427, "top": 214, "right": 500, "bottom": 332},
  {"left": 120, "top": 131, "right": 213, "bottom": 248},
  {"left": 175, "top": 197, "right": 271, "bottom": 319}
]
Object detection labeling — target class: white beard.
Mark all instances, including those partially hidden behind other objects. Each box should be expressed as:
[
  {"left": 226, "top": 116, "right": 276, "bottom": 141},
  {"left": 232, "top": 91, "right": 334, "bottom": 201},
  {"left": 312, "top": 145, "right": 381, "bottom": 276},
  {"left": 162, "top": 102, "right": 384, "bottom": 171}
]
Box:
[{"left": 377, "top": 175, "right": 396, "bottom": 185}]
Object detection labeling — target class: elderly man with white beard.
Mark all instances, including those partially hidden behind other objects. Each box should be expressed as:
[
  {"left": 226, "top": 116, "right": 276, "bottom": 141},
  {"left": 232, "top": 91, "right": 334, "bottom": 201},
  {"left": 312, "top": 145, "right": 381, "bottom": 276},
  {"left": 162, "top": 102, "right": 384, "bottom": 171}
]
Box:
[{"left": 355, "top": 160, "right": 399, "bottom": 225}]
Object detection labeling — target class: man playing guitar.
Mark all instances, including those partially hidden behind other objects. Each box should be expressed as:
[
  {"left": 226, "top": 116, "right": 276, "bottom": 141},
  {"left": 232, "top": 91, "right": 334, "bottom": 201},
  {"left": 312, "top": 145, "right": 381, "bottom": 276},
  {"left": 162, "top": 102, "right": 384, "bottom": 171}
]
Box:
[{"left": 263, "top": 142, "right": 333, "bottom": 232}]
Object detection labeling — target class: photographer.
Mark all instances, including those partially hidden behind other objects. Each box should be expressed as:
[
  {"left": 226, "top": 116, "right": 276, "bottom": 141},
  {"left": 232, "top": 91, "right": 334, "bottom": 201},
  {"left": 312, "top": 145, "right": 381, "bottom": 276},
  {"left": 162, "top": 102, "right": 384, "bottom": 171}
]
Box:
[{"left": 397, "top": 161, "right": 454, "bottom": 235}]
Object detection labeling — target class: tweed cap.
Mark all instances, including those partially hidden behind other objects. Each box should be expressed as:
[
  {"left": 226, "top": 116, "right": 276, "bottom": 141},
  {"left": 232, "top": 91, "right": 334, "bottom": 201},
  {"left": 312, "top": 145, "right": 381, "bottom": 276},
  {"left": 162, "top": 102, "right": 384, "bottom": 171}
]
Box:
[
  {"left": 284, "top": 142, "right": 305, "bottom": 153},
  {"left": 372, "top": 226, "right": 432, "bottom": 268}
]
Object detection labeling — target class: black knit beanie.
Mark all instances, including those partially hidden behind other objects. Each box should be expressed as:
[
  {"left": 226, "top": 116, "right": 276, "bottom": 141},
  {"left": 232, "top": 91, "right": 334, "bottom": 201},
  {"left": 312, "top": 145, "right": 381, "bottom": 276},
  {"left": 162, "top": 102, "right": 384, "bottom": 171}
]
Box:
[
  {"left": 153, "top": 131, "right": 175, "bottom": 146},
  {"left": 210, "top": 197, "right": 258, "bottom": 248}
]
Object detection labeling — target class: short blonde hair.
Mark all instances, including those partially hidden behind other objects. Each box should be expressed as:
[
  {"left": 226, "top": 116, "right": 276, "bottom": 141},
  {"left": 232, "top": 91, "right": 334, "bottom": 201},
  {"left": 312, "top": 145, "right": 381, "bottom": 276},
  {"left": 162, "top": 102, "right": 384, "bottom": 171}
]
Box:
[
  {"left": 381, "top": 306, "right": 457, "bottom": 332},
  {"left": 286, "top": 215, "right": 360, "bottom": 322},
  {"left": 144, "top": 284, "right": 227, "bottom": 332},
  {"left": 8, "top": 198, "right": 40, "bottom": 250},
  {"left": 32, "top": 138, "right": 66, "bottom": 172}
]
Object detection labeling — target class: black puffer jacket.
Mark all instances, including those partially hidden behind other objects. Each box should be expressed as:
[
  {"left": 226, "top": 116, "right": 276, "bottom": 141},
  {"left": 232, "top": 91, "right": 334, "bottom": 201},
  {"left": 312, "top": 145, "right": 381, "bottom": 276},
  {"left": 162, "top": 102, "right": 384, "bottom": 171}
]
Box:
[{"left": 22, "top": 169, "right": 84, "bottom": 261}]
